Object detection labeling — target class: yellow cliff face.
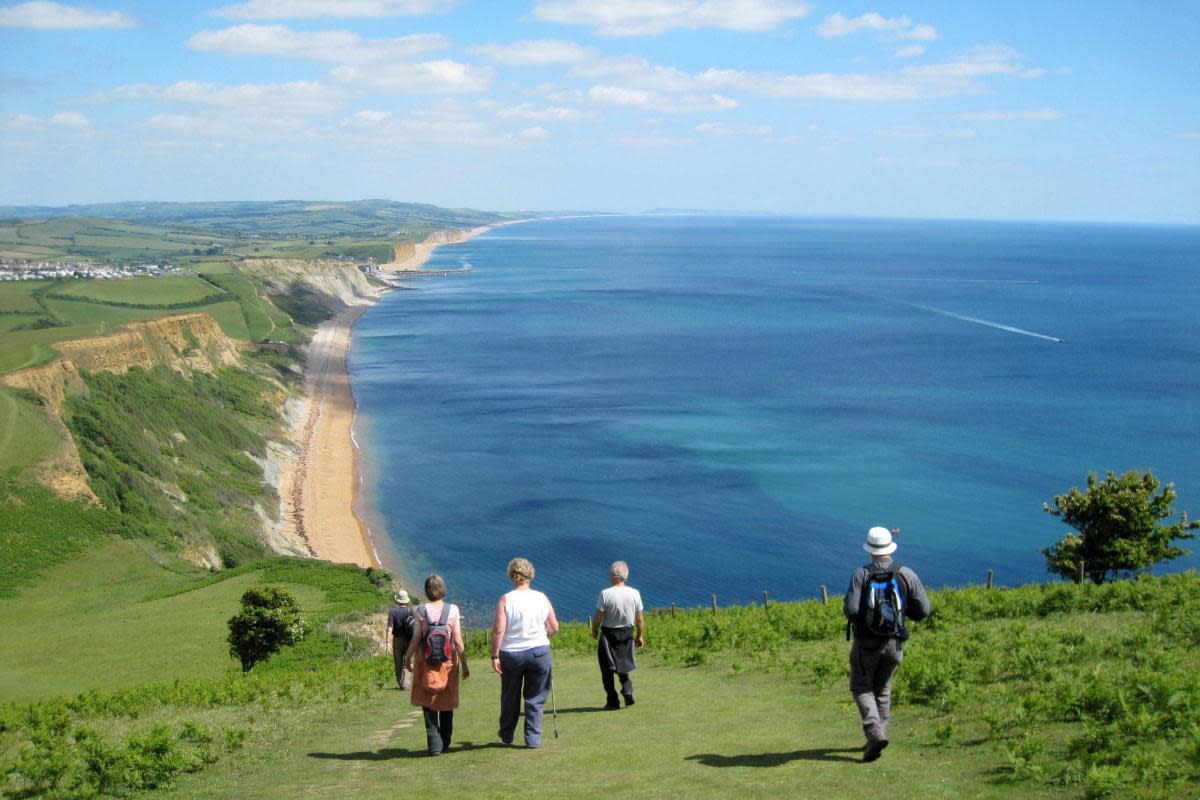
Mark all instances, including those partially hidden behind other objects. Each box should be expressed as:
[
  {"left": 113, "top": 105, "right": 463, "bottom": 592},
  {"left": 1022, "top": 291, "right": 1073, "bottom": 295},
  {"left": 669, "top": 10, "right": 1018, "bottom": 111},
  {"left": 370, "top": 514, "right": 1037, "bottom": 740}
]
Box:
[{"left": 1, "top": 313, "right": 245, "bottom": 505}]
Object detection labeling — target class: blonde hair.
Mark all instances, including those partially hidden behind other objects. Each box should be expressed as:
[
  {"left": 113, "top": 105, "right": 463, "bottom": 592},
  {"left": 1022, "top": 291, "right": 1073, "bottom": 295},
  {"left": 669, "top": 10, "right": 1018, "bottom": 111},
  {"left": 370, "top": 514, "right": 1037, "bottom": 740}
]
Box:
[{"left": 507, "top": 557, "right": 535, "bottom": 585}]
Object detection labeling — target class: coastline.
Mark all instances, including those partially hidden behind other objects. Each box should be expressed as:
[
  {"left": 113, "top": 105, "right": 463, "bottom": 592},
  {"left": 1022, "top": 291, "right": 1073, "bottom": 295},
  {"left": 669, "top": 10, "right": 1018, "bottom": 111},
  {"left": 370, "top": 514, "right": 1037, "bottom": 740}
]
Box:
[{"left": 280, "top": 223, "right": 512, "bottom": 572}]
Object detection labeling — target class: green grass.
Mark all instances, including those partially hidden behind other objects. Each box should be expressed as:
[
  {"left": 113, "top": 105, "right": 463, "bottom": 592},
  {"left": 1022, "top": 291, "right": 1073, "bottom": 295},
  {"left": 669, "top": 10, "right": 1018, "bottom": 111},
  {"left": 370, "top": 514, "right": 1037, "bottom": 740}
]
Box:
[
  {"left": 40, "top": 298, "right": 174, "bottom": 328},
  {"left": 197, "top": 300, "right": 252, "bottom": 340},
  {"left": 0, "top": 218, "right": 237, "bottom": 263},
  {"left": 51, "top": 277, "right": 225, "bottom": 307},
  {"left": 0, "top": 324, "right": 101, "bottom": 373},
  {"left": 0, "top": 540, "right": 331, "bottom": 703},
  {"left": 197, "top": 274, "right": 275, "bottom": 341},
  {"left": 0, "top": 283, "right": 44, "bottom": 313},
  {"left": 0, "top": 390, "right": 59, "bottom": 472},
  {"left": 3, "top": 559, "right": 1197, "bottom": 799}
]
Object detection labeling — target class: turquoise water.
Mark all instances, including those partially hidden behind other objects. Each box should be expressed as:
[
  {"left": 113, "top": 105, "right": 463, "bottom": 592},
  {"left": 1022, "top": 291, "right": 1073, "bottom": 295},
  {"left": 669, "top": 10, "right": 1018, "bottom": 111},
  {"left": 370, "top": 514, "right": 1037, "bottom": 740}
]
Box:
[{"left": 350, "top": 216, "right": 1200, "bottom": 619}]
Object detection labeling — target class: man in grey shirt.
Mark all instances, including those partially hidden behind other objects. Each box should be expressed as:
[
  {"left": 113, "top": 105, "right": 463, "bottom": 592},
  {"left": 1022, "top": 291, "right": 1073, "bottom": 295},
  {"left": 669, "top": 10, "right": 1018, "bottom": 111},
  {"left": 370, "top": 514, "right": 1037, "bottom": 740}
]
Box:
[
  {"left": 591, "top": 561, "right": 645, "bottom": 709},
  {"left": 843, "top": 527, "right": 931, "bottom": 762}
]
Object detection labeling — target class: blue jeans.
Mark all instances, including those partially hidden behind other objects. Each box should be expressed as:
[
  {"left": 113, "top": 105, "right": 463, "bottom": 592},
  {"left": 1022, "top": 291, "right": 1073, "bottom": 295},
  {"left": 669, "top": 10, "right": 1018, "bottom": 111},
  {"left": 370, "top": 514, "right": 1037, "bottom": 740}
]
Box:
[{"left": 498, "top": 646, "right": 552, "bottom": 747}]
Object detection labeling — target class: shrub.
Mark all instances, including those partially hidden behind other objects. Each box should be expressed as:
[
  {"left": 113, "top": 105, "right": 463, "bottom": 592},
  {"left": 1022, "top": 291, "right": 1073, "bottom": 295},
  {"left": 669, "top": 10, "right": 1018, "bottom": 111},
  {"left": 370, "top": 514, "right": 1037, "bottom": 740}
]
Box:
[{"left": 227, "top": 585, "right": 308, "bottom": 672}]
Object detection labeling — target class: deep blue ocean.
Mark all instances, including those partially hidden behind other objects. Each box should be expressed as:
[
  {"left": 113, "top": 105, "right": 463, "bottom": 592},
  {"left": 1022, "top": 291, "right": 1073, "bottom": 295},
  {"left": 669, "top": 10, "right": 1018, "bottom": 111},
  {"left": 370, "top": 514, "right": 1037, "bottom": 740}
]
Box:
[{"left": 350, "top": 216, "right": 1200, "bottom": 621}]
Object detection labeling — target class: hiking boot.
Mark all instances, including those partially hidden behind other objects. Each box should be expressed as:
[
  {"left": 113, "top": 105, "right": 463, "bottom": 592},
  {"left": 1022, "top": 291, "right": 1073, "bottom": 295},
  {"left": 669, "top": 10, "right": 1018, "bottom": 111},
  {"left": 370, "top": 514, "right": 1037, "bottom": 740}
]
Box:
[
  {"left": 603, "top": 701, "right": 621, "bottom": 710},
  {"left": 623, "top": 693, "right": 635, "bottom": 707},
  {"left": 862, "top": 738, "right": 889, "bottom": 763}
]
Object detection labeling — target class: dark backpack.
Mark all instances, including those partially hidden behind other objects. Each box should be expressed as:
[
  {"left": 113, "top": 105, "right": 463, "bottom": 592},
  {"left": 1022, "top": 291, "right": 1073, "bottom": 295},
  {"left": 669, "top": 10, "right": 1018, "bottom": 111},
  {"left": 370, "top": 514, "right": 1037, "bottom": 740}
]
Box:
[
  {"left": 855, "top": 563, "right": 909, "bottom": 642},
  {"left": 421, "top": 604, "right": 453, "bottom": 666}
]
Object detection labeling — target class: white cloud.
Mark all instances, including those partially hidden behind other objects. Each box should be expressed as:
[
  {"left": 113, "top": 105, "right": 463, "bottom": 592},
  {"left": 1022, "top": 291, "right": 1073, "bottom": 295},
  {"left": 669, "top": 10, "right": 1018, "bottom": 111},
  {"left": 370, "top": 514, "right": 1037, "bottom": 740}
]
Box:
[
  {"left": 329, "top": 101, "right": 550, "bottom": 148},
  {"left": 100, "top": 79, "right": 346, "bottom": 116},
  {"left": 896, "top": 23, "right": 937, "bottom": 41},
  {"left": 188, "top": 24, "right": 448, "bottom": 63},
  {"left": 2, "top": 112, "right": 44, "bottom": 130},
  {"left": 817, "top": 12, "right": 909, "bottom": 37},
  {"left": 588, "top": 85, "right": 738, "bottom": 113},
  {"left": 0, "top": 1, "right": 134, "bottom": 29},
  {"left": 895, "top": 44, "right": 924, "bottom": 58},
  {"left": 614, "top": 133, "right": 696, "bottom": 148},
  {"left": 695, "top": 121, "right": 771, "bottom": 136},
  {"left": 49, "top": 110, "right": 90, "bottom": 127},
  {"left": 569, "top": 48, "right": 1042, "bottom": 103},
  {"left": 470, "top": 39, "right": 592, "bottom": 66},
  {"left": 332, "top": 60, "right": 492, "bottom": 93},
  {"left": 817, "top": 11, "right": 936, "bottom": 41},
  {"left": 533, "top": 0, "right": 812, "bottom": 37},
  {"left": 954, "top": 108, "right": 1064, "bottom": 122},
  {"left": 340, "top": 109, "right": 393, "bottom": 127},
  {"left": 518, "top": 125, "right": 550, "bottom": 140},
  {"left": 211, "top": 0, "right": 452, "bottom": 20},
  {"left": 494, "top": 103, "right": 587, "bottom": 122}
]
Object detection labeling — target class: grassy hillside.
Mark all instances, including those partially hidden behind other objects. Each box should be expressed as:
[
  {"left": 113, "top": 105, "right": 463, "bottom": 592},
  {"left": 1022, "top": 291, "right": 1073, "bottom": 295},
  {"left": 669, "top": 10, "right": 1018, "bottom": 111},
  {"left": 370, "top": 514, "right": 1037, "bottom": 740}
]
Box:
[
  {"left": 0, "top": 218, "right": 235, "bottom": 264},
  {"left": 1, "top": 537, "right": 1195, "bottom": 800},
  {"left": 0, "top": 201, "right": 513, "bottom": 241}
]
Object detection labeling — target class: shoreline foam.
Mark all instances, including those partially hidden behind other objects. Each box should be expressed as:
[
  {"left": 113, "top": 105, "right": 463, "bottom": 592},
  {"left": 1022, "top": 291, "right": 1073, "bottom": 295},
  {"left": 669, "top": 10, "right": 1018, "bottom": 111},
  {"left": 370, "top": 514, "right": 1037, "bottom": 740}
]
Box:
[{"left": 281, "top": 223, "right": 516, "bottom": 572}]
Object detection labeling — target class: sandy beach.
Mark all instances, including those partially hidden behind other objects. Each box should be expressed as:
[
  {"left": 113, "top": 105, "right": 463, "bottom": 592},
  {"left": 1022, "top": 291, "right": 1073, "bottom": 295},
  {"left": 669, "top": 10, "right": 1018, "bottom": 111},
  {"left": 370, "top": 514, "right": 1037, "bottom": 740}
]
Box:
[{"left": 281, "top": 224, "right": 507, "bottom": 569}]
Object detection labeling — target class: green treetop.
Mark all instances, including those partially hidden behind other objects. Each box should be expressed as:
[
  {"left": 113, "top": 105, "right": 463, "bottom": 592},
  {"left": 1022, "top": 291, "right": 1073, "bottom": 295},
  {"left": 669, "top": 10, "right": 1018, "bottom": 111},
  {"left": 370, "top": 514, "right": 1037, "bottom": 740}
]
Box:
[{"left": 1042, "top": 469, "right": 1197, "bottom": 584}]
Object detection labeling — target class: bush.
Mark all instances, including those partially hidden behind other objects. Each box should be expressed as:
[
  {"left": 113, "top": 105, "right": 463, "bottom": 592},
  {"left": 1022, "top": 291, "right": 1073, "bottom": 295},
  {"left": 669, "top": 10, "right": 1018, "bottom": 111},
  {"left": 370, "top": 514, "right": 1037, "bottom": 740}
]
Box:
[{"left": 227, "top": 585, "right": 308, "bottom": 672}]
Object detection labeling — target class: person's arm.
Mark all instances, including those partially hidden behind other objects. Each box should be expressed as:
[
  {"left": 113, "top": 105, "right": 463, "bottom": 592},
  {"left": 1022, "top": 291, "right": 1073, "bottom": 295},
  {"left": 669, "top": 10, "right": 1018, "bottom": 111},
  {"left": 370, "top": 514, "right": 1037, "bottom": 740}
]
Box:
[
  {"left": 544, "top": 598, "right": 559, "bottom": 638},
  {"left": 844, "top": 569, "right": 864, "bottom": 619},
  {"left": 452, "top": 609, "right": 469, "bottom": 678},
  {"left": 634, "top": 609, "right": 645, "bottom": 650},
  {"left": 491, "top": 596, "right": 507, "bottom": 674},
  {"left": 384, "top": 614, "right": 393, "bottom": 654},
  {"left": 591, "top": 609, "right": 604, "bottom": 639},
  {"left": 902, "top": 568, "right": 932, "bottom": 621}
]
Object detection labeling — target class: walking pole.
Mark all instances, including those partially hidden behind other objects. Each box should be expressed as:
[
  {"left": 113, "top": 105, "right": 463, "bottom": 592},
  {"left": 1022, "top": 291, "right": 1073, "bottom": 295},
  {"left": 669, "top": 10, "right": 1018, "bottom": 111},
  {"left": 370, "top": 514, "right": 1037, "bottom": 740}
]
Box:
[{"left": 550, "top": 669, "right": 560, "bottom": 738}]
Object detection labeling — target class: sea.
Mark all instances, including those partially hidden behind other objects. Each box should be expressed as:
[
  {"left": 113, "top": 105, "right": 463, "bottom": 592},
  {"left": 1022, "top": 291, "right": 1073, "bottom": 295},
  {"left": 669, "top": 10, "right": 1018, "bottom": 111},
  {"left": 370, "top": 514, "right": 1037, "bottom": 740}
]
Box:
[{"left": 349, "top": 215, "right": 1200, "bottom": 622}]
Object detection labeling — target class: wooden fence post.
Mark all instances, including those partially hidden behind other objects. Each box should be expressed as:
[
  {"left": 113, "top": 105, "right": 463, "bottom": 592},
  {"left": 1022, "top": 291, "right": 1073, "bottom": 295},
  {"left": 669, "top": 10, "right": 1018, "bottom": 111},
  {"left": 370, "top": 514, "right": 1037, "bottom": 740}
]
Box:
[
  {"left": 711, "top": 594, "right": 718, "bottom": 615},
  {"left": 986, "top": 569, "right": 994, "bottom": 590},
  {"left": 762, "top": 591, "right": 769, "bottom": 611},
  {"left": 820, "top": 585, "right": 829, "bottom": 606},
  {"left": 1077, "top": 561, "right": 1086, "bottom": 585},
  {"left": 671, "top": 603, "right": 677, "bottom": 618}
]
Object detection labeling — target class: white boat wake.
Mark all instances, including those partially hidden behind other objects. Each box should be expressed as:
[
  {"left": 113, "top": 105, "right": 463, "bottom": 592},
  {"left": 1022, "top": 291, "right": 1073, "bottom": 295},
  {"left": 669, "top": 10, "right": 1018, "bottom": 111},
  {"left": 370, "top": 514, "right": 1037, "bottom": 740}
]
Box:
[{"left": 909, "top": 302, "right": 1063, "bottom": 343}]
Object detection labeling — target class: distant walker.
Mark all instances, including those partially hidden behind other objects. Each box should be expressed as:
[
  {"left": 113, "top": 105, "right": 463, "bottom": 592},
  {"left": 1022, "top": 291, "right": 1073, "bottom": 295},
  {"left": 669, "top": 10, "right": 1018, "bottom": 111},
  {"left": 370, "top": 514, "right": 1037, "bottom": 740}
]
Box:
[
  {"left": 592, "top": 560, "right": 645, "bottom": 709},
  {"left": 843, "top": 527, "right": 931, "bottom": 762}
]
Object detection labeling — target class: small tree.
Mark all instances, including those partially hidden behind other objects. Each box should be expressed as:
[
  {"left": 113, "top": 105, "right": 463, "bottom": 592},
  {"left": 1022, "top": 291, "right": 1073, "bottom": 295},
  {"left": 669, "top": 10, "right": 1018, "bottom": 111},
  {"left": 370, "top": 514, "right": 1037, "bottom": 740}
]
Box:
[
  {"left": 227, "top": 585, "right": 308, "bottom": 672},
  {"left": 1042, "top": 470, "right": 1198, "bottom": 584}
]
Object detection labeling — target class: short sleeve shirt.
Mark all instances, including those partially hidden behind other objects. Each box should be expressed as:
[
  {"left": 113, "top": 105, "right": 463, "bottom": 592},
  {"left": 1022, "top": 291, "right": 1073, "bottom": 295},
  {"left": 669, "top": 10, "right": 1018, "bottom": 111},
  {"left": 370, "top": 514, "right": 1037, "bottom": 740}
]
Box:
[
  {"left": 388, "top": 605, "right": 414, "bottom": 639},
  {"left": 596, "top": 584, "right": 643, "bottom": 628}
]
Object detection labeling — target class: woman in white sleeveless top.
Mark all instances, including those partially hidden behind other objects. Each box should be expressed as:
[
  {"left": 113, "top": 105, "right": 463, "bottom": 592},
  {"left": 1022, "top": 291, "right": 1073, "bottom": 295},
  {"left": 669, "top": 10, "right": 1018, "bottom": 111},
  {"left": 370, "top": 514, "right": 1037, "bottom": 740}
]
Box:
[{"left": 491, "top": 557, "right": 559, "bottom": 748}]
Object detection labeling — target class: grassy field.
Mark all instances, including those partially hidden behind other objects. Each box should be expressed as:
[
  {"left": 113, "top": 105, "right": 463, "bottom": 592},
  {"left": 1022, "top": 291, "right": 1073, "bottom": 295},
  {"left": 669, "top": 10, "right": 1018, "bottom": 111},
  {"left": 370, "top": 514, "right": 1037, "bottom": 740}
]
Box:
[
  {"left": 197, "top": 273, "right": 277, "bottom": 341},
  {"left": 1, "top": 530, "right": 1196, "bottom": 800},
  {"left": 0, "top": 218, "right": 236, "bottom": 263},
  {"left": 0, "top": 389, "right": 59, "bottom": 471},
  {"left": 0, "top": 540, "right": 328, "bottom": 703},
  {"left": 0, "top": 283, "right": 45, "bottom": 313},
  {"left": 50, "top": 276, "right": 226, "bottom": 306}
]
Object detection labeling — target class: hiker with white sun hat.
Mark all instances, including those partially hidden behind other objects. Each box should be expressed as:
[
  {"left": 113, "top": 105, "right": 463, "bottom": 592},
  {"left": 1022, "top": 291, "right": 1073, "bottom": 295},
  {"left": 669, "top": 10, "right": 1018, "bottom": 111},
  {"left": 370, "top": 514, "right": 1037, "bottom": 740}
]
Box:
[{"left": 843, "top": 526, "right": 932, "bottom": 762}]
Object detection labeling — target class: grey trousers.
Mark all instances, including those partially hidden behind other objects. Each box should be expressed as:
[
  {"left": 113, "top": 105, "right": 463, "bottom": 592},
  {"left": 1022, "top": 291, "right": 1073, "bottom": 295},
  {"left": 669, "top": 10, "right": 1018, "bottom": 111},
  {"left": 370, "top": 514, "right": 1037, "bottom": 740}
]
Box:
[
  {"left": 849, "top": 638, "right": 904, "bottom": 743},
  {"left": 392, "top": 635, "right": 411, "bottom": 690},
  {"left": 498, "top": 646, "right": 552, "bottom": 748}
]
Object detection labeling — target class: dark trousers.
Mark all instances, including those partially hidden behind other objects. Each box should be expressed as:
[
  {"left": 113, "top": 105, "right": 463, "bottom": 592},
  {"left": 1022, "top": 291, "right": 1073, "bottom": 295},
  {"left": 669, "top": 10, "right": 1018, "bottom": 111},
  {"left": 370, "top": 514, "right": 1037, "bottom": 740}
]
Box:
[
  {"left": 392, "top": 635, "right": 411, "bottom": 690},
  {"left": 498, "top": 646, "right": 552, "bottom": 748},
  {"left": 422, "top": 707, "right": 453, "bottom": 755},
  {"left": 849, "top": 638, "right": 903, "bottom": 743},
  {"left": 601, "top": 667, "right": 632, "bottom": 705}
]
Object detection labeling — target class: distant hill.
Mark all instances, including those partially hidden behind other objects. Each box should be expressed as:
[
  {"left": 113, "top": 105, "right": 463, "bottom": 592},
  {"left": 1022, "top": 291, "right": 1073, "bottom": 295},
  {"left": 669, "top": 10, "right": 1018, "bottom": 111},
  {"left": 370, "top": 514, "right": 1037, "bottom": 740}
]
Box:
[{"left": 0, "top": 199, "right": 518, "bottom": 240}]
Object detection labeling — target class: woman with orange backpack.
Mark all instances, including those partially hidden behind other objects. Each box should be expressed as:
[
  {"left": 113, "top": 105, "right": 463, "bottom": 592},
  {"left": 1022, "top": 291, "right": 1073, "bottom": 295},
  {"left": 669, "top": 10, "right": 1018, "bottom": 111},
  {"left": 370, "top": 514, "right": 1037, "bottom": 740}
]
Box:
[{"left": 404, "top": 573, "right": 469, "bottom": 755}]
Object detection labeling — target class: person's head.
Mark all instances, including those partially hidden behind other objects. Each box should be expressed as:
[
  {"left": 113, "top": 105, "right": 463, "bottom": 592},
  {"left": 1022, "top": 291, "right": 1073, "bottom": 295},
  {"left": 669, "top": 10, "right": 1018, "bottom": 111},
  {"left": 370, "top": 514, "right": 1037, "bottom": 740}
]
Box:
[
  {"left": 863, "top": 526, "right": 897, "bottom": 560},
  {"left": 424, "top": 573, "right": 447, "bottom": 601},
  {"left": 609, "top": 560, "right": 629, "bottom": 584},
  {"left": 394, "top": 589, "right": 411, "bottom": 605},
  {"left": 507, "top": 557, "right": 535, "bottom": 586}
]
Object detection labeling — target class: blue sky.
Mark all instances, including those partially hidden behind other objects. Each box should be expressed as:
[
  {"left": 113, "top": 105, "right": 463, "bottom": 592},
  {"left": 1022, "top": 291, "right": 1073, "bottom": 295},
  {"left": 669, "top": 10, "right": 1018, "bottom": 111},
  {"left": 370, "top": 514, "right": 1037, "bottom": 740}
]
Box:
[{"left": 1, "top": 0, "right": 1197, "bottom": 222}]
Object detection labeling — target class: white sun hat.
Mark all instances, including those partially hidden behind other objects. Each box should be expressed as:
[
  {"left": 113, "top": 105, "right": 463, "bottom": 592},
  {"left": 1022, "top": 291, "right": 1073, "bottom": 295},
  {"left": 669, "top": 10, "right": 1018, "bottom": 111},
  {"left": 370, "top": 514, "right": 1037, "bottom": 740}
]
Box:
[{"left": 863, "top": 526, "right": 897, "bottom": 556}]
